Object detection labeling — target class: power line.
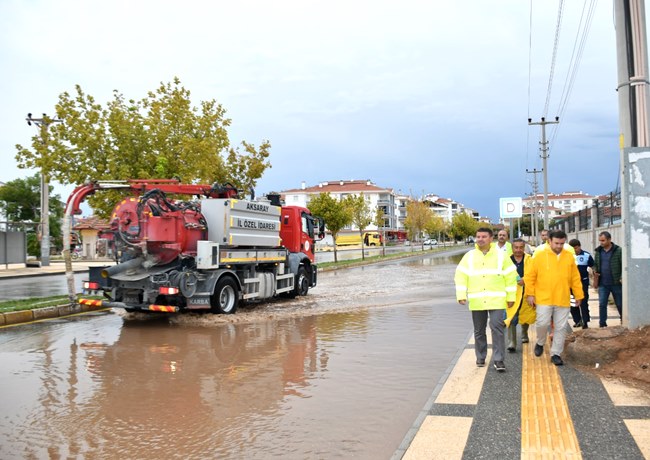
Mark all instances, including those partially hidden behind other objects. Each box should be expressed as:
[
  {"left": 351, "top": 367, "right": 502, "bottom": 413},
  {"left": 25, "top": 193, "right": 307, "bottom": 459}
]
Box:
[
  {"left": 543, "top": 0, "right": 566, "bottom": 118},
  {"left": 550, "top": 0, "right": 598, "bottom": 148},
  {"left": 526, "top": 0, "right": 534, "bottom": 194}
]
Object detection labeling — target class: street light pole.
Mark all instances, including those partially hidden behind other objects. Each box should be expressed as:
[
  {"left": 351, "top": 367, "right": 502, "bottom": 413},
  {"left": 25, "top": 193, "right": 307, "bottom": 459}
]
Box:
[{"left": 26, "top": 113, "right": 62, "bottom": 267}]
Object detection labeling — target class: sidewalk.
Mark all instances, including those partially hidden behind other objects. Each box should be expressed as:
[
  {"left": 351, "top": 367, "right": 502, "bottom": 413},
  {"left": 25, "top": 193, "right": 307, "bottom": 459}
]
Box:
[
  {"left": 395, "top": 293, "right": 650, "bottom": 459},
  {"left": 0, "top": 259, "right": 112, "bottom": 279}
]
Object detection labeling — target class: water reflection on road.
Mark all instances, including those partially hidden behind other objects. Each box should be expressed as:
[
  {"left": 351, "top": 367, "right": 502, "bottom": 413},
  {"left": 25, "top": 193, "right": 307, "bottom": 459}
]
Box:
[{"left": 0, "top": 254, "right": 471, "bottom": 459}]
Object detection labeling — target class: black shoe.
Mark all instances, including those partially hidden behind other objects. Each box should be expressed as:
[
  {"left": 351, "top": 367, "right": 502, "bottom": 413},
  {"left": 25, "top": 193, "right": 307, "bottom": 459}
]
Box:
[
  {"left": 534, "top": 344, "right": 544, "bottom": 357},
  {"left": 573, "top": 321, "right": 582, "bottom": 328},
  {"left": 551, "top": 355, "right": 564, "bottom": 366},
  {"left": 600, "top": 323, "right": 607, "bottom": 328},
  {"left": 476, "top": 358, "right": 486, "bottom": 367},
  {"left": 507, "top": 347, "right": 516, "bottom": 353},
  {"left": 521, "top": 337, "right": 529, "bottom": 343},
  {"left": 582, "top": 323, "right": 588, "bottom": 329},
  {"left": 493, "top": 361, "right": 505, "bottom": 372}
]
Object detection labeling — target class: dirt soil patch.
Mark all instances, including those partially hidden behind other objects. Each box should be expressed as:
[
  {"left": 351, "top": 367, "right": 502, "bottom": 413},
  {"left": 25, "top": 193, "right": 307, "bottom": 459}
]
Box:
[{"left": 565, "top": 325, "right": 650, "bottom": 392}]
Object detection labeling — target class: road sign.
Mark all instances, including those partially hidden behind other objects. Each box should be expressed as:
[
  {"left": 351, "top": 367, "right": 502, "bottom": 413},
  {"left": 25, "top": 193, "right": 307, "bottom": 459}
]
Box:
[{"left": 500, "top": 197, "right": 523, "bottom": 219}]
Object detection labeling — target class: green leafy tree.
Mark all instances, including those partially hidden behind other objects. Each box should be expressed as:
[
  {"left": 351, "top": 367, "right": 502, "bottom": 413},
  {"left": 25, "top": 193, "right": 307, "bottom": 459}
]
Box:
[
  {"left": 450, "top": 212, "right": 480, "bottom": 242},
  {"left": 15, "top": 78, "right": 271, "bottom": 217},
  {"left": 348, "top": 193, "right": 373, "bottom": 260},
  {"left": 404, "top": 200, "right": 433, "bottom": 249},
  {"left": 0, "top": 174, "right": 64, "bottom": 255},
  {"left": 307, "top": 193, "right": 352, "bottom": 263}
]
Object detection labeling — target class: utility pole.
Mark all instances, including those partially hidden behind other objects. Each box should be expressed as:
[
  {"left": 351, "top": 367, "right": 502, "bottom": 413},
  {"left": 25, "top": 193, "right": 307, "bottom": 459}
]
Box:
[
  {"left": 528, "top": 117, "right": 559, "bottom": 231},
  {"left": 26, "top": 113, "right": 62, "bottom": 267},
  {"left": 614, "top": 0, "right": 650, "bottom": 328},
  {"left": 527, "top": 168, "right": 542, "bottom": 243}
]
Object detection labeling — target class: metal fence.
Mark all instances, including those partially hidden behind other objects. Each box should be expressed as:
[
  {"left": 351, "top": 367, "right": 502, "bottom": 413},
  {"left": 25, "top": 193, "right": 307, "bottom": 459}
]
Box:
[
  {"left": 552, "top": 191, "right": 623, "bottom": 251},
  {"left": 555, "top": 191, "right": 621, "bottom": 233}
]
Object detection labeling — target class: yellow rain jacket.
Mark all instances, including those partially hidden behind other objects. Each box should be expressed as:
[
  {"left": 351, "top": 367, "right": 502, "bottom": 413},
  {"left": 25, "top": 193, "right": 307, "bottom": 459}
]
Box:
[
  {"left": 533, "top": 242, "right": 575, "bottom": 257},
  {"left": 525, "top": 246, "right": 583, "bottom": 307},
  {"left": 504, "top": 253, "right": 536, "bottom": 327},
  {"left": 455, "top": 244, "right": 518, "bottom": 311}
]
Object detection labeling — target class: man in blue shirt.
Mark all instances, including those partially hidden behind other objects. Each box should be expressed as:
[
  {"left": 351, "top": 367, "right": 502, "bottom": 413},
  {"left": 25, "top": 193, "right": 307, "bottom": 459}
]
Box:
[{"left": 568, "top": 239, "right": 594, "bottom": 329}]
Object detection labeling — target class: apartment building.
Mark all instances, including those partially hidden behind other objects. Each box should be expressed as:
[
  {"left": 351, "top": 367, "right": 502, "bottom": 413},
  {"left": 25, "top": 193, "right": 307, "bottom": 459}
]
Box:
[
  {"left": 281, "top": 180, "right": 397, "bottom": 232},
  {"left": 423, "top": 193, "right": 480, "bottom": 222},
  {"left": 523, "top": 191, "right": 595, "bottom": 216}
]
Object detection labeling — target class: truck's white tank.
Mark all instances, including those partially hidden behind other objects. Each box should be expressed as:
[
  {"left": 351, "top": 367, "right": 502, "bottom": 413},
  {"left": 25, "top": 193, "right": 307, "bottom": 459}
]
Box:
[{"left": 200, "top": 198, "right": 281, "bottom": 247}]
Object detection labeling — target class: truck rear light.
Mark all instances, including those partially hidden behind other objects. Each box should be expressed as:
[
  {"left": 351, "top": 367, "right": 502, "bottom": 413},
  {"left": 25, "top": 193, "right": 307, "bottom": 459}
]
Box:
[
  {"left": 159, "top": 286, "right": 180, "bottom": 295},
  {"left": 84, "top": 281, "right": 101, "bottom": 290}
]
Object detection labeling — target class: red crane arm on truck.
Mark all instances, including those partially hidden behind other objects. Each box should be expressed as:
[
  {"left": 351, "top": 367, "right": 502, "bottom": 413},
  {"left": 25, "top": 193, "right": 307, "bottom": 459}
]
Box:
[{"left": 64, "top": 179, "right": 238, "bottom": 215}]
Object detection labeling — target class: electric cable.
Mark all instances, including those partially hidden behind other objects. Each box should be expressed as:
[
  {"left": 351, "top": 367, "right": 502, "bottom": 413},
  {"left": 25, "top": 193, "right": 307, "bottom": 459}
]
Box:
[
  {"left": 544, "top": 0, "right": 565, "bottom": 118},
  {"left": 549, "top": 0, "right": 598, "bottom": 148}
]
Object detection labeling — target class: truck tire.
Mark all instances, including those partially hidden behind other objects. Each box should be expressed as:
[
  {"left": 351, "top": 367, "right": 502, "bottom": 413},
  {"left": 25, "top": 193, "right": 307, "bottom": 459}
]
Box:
[
  {"left": 293, "top": 266, "right": 310, "bottom": 297},
  {"left": 211, "top": 277, "right": 239, "bottom": 314}
]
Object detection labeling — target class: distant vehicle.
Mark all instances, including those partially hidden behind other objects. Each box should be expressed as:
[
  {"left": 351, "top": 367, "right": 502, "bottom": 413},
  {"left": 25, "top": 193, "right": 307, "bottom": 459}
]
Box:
[
  {"left": 423, "top": 239, "right": 438, "bottom": 246},
  {"left": 466, "top": 236, "right": 475, "bottom": 245},
  {"left": 336, "top": 231, "right": 382, "bottom": 246}
]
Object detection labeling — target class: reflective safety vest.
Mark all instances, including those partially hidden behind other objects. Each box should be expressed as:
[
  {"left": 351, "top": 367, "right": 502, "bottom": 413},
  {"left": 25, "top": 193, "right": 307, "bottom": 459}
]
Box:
[{"left": 455, "top": 245, "right": 518, "bottom": 311}]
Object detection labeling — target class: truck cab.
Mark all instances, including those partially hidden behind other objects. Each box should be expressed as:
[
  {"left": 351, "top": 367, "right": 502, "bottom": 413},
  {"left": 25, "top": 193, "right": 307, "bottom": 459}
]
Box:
[{"left": 280, "top": 206, "right": 325, "bottom": 262}]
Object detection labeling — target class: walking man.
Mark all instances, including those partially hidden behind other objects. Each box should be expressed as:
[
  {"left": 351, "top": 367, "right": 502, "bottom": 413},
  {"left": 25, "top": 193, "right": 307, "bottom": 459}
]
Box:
[
  {"left": 593, "top": 231, "right": 623, "bottom": 327},
  {"left": 505, "top": 238, "right": 535, "bottom": 351},
  {"left": 495, "top": 229, "right": 513, "bottom": 256},
  {"left": 568, "top": 239, "right": 594, "bottom": 329},
  {"left": 534, "top": 228, "right": 574, "bottom": 257},
  {"left": 455, "top": 227, "right": 518, "bottom": 372},
  {"left": 525, "top": 230, "right": 583, "bottom": 366}
]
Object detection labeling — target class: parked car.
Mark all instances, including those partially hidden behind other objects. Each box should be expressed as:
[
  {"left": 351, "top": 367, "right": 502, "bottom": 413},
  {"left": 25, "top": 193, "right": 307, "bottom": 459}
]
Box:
[{"left": 423, "top": 239, "right": 438, "bottom": 246}]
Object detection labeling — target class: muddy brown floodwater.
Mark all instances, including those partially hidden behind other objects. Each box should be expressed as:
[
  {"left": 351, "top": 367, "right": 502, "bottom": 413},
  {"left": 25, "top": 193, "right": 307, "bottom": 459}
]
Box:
[{"left": 0, "top": 252, "right": 472, "bottom": 459}]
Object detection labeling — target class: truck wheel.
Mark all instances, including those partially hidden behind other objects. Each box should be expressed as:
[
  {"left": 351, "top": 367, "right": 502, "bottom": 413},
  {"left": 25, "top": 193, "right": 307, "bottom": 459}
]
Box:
[
  {"left": 211, "top": 277, "right": 239, "bottom": 314},
  {"left": 293, "top": 267, "right": 310, "bottom": 297}
]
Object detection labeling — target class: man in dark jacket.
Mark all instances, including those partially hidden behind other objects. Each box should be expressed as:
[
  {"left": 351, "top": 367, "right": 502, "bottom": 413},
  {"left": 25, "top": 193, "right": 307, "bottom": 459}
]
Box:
[{"left": 593, "top": 231, "right": 622, "bottom": 327}]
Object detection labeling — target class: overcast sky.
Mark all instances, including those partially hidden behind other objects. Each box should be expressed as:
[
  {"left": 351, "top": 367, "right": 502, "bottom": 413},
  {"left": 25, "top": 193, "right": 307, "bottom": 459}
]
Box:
[{"left": 0, "top": 1, "right": 633, "bottom": 220}]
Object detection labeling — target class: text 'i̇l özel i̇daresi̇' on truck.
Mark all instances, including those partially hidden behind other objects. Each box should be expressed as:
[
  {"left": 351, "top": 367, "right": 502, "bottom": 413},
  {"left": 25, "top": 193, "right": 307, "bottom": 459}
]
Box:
[{"left": 68, "top": 179, "right": 325, "bottom": 314}]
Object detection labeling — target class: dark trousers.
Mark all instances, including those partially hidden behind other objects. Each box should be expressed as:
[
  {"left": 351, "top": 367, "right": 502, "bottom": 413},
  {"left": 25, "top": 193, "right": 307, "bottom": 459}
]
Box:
[
  {"left": 570, "top": 279, "right": 590, "bottom": 325},
  {"left": 598, "top": 284, "right": 623, "bottom": 327},
  {"left": 471, "top": 309, "right": 505, "bottom": 363}
]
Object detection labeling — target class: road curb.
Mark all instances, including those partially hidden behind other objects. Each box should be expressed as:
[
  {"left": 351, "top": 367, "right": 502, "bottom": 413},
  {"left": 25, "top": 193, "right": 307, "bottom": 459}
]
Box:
[
  {"left": 0, "top": 267, "right": 93, "bottom": 280},
  {"left": 1, "top": 303, "right": 108, "bottom": 327},
  {"left": 3, "top": 310, "right": 34, "bottom": 325}
]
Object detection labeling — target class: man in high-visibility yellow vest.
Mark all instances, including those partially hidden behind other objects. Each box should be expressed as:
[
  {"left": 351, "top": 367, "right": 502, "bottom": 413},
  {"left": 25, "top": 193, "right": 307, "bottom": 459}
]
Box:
[{"left": 455, "top": 227, "right": 518, "bottom": 372}]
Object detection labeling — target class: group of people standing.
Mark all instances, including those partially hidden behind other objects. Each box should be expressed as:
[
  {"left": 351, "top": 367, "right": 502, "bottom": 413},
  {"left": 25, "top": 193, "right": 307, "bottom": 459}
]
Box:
[{"left": 454, "top": 227, "right": 623, "bottom": 372}]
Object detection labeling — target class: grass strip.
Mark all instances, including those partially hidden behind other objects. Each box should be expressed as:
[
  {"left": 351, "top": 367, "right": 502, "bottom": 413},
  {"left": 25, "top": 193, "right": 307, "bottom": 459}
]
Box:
[{"left": 0, "top": 294, "right": 102, "bottom": 313}]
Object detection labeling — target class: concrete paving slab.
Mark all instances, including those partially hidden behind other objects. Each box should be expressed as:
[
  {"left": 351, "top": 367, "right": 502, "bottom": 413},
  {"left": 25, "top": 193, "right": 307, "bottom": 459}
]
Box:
[{"left": 402, "top": 416, "right": 471, "bottom": 460}]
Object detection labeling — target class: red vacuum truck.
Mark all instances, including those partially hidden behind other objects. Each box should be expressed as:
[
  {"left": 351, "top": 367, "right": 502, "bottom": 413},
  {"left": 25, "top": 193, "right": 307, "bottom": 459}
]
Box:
[{"left": 71, "top": 180, "right": 324, "bottom": 314}]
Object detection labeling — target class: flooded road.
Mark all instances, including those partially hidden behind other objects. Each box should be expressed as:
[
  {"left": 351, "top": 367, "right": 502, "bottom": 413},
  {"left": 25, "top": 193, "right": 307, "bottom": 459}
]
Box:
[{"left": 0, "top": 252, "right": 471, "bottom": 459}]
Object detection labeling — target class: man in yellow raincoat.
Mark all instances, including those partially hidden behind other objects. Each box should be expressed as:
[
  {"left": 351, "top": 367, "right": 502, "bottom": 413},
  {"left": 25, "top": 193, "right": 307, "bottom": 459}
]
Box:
[
  {"left": 525, "top": 230, "right": 583, "bottom": 366},
  {"left": 455, "top": 227, "right": 518, "bottom": 372},
  {"left": 505, "top": 239, "right": 536, "bottom": 352}
]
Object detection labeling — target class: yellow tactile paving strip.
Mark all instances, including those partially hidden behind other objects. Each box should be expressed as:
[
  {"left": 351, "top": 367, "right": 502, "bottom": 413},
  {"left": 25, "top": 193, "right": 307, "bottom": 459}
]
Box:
[{"left": 521, "top": 330, "right": 582, "bottom": 459}]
